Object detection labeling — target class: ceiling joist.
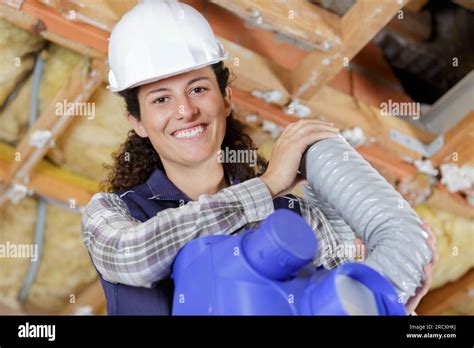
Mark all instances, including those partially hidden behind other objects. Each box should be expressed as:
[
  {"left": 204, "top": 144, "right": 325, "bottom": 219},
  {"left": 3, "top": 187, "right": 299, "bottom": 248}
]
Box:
[
  {"left": 0, "top": 60, "right": 105, "bottom": 206},
  {"left": 291, "top": 0, "right": 408, "bottom": 99},
  {"left": 0, "top": 0, "right": 108, "bottom": 58},
  {"left": 211, "top": 0, "right": 342, "bottom": 50}
]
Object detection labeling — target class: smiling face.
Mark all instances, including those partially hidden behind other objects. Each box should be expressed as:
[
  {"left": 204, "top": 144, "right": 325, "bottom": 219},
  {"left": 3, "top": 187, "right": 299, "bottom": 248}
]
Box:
[{"left": 128, "top": 66, "right": 232, "bottom": 170}]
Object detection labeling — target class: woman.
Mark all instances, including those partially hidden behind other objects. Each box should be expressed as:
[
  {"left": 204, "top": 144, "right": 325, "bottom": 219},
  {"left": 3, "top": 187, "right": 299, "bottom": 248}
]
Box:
[{"left": 81, "top": 0, "right": 437, "bottom": 315}]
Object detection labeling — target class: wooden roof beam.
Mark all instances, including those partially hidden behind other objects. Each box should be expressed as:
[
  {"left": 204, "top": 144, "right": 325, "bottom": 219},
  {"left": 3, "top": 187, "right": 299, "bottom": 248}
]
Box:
[
  {"left": 0, "top": 140, "right": 99, "bottom": 207},
  {"left": 290, "top": 0, "right": 407, "bottom": 100},
  {"left": 416, "top": 268, "right": 474, "bottom": 315},
  {"left": 0, "top": 0, "right": 108, "bottom": 59},
  {"left": 430, "top": 110, "right": 474, "bottom": 167},
  {"left": 219, "top": 37, "right": 291, "bottom": 106},
  {"left": 307, "top": 84, "right": 436, "bottom": 159},
  {"left": 232, "top": 86, "right": 417, "bottom": 181},
  {"left": 0, "top": 60, "right": 105, "bottom": 205},
  {"left": 0, "top": 158, "right": 96, "bottom": 207},
  {"left": 232, "top": 87, "right": 473, "bottom": 218},
  {"left": 211, "top": 0, "right": 342, "bottom": 50}
]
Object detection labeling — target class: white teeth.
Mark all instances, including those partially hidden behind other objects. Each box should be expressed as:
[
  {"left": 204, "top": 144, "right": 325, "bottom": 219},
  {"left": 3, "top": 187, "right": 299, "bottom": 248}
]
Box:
[{"left": 174, "top": 125, "right": 205, "bottom": 139}]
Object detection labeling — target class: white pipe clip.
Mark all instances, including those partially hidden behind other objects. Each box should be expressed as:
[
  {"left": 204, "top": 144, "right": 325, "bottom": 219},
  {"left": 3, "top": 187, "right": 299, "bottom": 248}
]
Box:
[
  {"left": 29, "top": 130, "right": 53, "bottom": 148},
  {"left": 6, "top": 183, "right": 32, "bottom": 204}
]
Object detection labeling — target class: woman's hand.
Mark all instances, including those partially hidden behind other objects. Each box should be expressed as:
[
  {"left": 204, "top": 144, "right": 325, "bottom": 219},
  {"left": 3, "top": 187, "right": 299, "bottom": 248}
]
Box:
[
  {"left": 405, "top": 220, "right": 440, "bottom": 314},
  {"left": 260, "top": 119, "right": 339, "bottom": 197}
]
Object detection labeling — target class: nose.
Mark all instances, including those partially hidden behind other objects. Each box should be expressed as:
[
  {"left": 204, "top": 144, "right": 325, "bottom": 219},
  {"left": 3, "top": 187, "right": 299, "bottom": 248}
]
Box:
[{"left": 174, "top": 95, "right": 199, "bottom": 121}]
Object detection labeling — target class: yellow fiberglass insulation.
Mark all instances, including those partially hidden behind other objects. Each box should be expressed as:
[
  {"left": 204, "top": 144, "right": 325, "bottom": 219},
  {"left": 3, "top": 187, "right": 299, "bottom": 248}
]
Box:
[
  {"left": 47, "top": 85, "right": 131, "bottom": 181},
  {"left": 0, "top": 19, "right": 44, "bottom": 107},
  {"left": 0, "top": 197, "right": 37, "bottom": 311},
  {"left": 0, "top": 197, "right": 96, "bottom": 312},
  {"left": 0, "top": 44, "right": 88, "bottom": 143},
  {"left": 415, "top": 204, "right": 473, "bottom": 290}
]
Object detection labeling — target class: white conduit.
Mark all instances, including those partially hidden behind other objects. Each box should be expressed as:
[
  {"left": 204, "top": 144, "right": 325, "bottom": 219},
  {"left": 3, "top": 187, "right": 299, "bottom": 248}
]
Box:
[
  {"left": 17, "top": 56, "right": 46, "bottom": 303},
  {"left": 18, "top": 197, "right": 47, "bottom": 303},
  {"left": 300, "top": 136, "right": 432, "bottom": 302}
]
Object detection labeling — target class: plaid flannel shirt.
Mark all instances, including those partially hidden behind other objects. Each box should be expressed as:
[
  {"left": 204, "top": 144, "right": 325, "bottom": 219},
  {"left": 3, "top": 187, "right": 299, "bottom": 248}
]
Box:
[{"left": 81, "top": 177, "right": 347, "bottom": 288}]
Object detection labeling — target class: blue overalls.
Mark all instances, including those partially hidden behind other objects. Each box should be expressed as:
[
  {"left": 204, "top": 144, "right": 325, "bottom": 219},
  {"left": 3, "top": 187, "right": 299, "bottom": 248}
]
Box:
[{"left": 97, "top": 169, "right": 303, "bottom": 315}]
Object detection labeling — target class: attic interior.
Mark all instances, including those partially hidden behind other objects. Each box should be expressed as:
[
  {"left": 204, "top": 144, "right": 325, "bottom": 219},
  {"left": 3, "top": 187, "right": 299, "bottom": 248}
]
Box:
[{"left": 0, "top": 0, "right": 473, "bottom": 316}]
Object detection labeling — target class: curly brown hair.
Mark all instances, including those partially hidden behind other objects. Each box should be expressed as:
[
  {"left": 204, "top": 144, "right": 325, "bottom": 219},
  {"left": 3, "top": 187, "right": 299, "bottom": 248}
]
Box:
[{"left": 102, "top": 62, "right": 268, "bottom": 192}]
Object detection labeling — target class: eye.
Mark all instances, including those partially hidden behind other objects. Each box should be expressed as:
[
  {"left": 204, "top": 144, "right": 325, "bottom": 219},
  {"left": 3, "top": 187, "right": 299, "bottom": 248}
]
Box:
[
  {"left": 152, "top": 96, "right": 170, "bottom": 104},
  {"left": 190, "top": 86, "right": 208, "bottom": 95}
]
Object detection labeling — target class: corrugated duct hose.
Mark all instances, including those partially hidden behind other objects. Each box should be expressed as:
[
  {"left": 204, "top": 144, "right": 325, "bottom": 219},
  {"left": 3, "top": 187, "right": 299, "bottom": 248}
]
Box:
[{"left": 299, "top": 136, "right": 432, "bottom": 302}]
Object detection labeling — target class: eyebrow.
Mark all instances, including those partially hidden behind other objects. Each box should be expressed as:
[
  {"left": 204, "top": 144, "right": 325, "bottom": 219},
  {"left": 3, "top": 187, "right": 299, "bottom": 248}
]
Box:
[{"left": 146, "top": 77, "right": 210, "bottom": 97}]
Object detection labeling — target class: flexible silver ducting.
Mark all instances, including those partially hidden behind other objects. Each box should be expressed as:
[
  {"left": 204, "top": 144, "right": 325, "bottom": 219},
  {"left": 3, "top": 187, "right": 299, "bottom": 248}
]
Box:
[{"left": 300, "top": 136, "right": 432, "bottom": 302}]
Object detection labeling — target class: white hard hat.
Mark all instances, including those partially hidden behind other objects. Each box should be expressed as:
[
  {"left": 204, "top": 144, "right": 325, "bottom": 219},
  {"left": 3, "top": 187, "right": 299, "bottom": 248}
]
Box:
[{"left": 108, "top": 0, "right": 227, "bottom": 92}]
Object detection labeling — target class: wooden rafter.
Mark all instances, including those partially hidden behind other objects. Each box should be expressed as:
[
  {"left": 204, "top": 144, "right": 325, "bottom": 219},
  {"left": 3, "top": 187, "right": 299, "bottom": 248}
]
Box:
[
  {"left": 211, "top": 0, "right": 342, "bottom": 50},
  {"left": 430, "top": 110, "right": 474, "bottom": 167},
  {"left": 232, "top": 87, "right": 299, "bottom": 125},
  {"left": 3, "top": 60, "right": 105, "bottom": 184},
  {"left": 416, "top": 268, "right": 474, "bottom": 315},
  {"left": 220, "top": 22, "right": 438, "bottom": 162},
  {"left": 308, "top": 85, "right": 435, "bottom": 159},
  {"left": 291, "top": 0, "right": 407, "bottom": 100},
  {"left": 233, "top": 87, "right": 473, "bottom": 218},
  {"left": 233, "top": 87, "right": 418, "bottom": 181},
  {"left": 0, "top": 0, "right": 108, "bottom": 59},
  {"left": 0, "top": 60, "right": 105, "bottom": 206},
  {"left": 404, "top": 0, "right": 429, "bottom": 12},
  {"left": 427, "top": 183, "right": 474, "bottom": 219},
  {"left": 0, "top": 141, "right": 98, "bottom": 206},
  {"left": 220, "top": 37, "right": 291, "bottom": 106},
  {"left": 0, "top": 158, "right": 97, "bottom": 207}
]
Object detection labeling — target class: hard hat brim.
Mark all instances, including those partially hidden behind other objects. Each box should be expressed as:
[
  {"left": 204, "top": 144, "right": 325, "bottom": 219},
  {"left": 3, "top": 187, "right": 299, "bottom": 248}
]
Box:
[{"left": 108, "top": 57, "right": 228, "bottom": 93}]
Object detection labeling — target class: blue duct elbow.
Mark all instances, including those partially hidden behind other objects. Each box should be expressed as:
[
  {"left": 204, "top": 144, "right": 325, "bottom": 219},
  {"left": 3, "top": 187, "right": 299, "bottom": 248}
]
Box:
[{"left": 172, "top": 209, "right": 405, "bottom": 315}]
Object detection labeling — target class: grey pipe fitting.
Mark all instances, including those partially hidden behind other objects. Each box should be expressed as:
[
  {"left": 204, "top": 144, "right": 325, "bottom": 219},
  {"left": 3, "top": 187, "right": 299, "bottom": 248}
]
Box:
[{"left": 300, "top": 136, "right": 432, "bottom": 302}]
